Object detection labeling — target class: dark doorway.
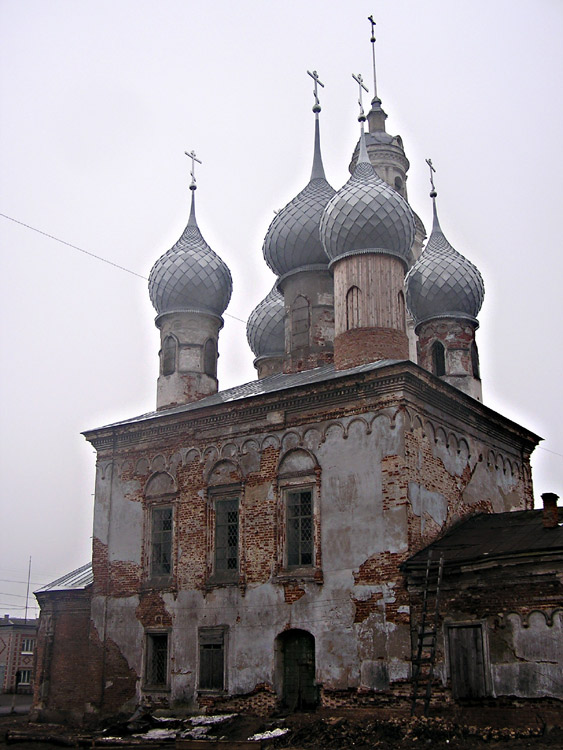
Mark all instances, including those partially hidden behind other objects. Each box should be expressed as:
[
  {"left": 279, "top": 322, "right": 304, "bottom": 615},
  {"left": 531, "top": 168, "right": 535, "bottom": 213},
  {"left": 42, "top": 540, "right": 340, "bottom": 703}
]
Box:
[
  {"left": 277, "top": 629, "right": 317, "bottom": 711},
  {"left": 448, "top": 625, "right": 487, "bottom": 699}
]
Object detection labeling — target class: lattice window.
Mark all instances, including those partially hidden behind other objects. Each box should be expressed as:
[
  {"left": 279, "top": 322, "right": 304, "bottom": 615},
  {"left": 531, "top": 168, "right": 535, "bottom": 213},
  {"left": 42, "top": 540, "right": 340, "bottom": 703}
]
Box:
[
  {"left": 151, "top": 506, "right": 173, "bottom": 577},
  {"left": 287, "top": 489, "right": 313, "bottom": 567},
  {"left": 215, "top": 498, "right": 239, "bottom": 578},
  {"left": 146, "top": 633, "right": 168, "bottom": 687}
]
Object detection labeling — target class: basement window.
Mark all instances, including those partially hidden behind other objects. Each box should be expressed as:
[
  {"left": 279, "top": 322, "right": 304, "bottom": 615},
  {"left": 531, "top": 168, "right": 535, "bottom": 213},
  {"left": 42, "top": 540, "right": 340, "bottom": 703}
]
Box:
[
  {"left": 199, "top": 627, "right": 227, "bottom": 692},
  {"left": 145, "top": 632, "right": 169, "bottom": 689}
]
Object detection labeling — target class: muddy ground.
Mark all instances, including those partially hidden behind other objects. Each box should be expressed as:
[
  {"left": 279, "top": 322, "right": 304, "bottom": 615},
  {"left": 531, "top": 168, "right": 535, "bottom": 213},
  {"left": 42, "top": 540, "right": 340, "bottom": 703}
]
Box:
[{"left": 1, "top": 702, "right": 562, "bottom": 749}]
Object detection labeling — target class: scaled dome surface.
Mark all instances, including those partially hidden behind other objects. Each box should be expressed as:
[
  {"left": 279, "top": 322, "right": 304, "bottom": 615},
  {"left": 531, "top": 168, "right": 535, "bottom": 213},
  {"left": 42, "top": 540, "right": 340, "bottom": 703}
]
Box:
[
  {"left": 320, "top": 132, "right": 415, "bottom": 266},
  {"left": 405, "top": 200, "right": 484, "bottom": 326},
  {"left": 263, "top": 117, "right": 335, "bottom": 278},
  {"left": 149, "top": 190, "right": 232, "bottom": 318},
  {"left": 246, "top": 285, "right": 285, "bottom": 358}
]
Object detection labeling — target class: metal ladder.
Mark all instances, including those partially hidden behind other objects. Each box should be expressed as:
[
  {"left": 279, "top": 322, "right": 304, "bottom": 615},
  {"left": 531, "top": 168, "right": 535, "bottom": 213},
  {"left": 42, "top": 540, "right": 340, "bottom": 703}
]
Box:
[{"left": 410, "top": 551, "right": 444, "bottom": 716}]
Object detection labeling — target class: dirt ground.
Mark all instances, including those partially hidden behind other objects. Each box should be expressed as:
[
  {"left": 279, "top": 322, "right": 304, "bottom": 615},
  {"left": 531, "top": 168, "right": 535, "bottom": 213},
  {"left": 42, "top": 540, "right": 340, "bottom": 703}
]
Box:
[{"left": 1, "top": 702, "right": 563, "bottom": 749}]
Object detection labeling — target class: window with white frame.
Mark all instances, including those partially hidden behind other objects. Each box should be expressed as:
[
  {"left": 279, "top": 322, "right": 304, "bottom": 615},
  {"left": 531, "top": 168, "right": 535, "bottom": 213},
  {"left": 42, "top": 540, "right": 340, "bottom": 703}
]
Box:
[
  {"left": 21, "top": 638, "right": 35, "bottom": 654},
  {"left": 18, "top": 670, "right": 31, "bottom": 686}
]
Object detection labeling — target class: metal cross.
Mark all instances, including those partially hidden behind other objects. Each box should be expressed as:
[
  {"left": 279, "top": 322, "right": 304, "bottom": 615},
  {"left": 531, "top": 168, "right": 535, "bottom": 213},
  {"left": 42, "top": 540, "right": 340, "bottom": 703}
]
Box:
[
  {"left": 307, "top": 69, "right": 324, "bottom": 113},
  {"left": 426, "top": 158, "right": 437, "bottom": 193},
  {"left": 352, "top": 73, "right": 369, "bottom": 121},
  {"left": 184, "top": 149, "right": 202, "bottom": 187},
  {"left": 368, "top": 14, "right": 378, "bottom": 99}
]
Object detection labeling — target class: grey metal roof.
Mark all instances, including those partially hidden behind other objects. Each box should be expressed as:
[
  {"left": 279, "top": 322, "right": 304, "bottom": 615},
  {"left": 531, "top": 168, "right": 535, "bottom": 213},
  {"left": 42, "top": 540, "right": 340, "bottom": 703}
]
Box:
[
  {"left": 0, "top": 616, "right": 39, "bottom": 627},
  {"left": 320, "top": 130, "right": 415, "bottom": 267},
  {"left": 263, "top": 116, "right": 335, "bottom": 276},
  {"left": 149, "top": 190, "right": 232, "bottom": 317},
  {"left": 246, "top": 284, "right": 285, "bottom": 358},
  {"left": 404, "top": 509, "right": 563, "bottom": 570},
  {"left": 405, "top": 198, "right": 484, "bottom": 326},
  {"left": 96, "top": 358, "right": 404, "bottom": 430},
  {"left": 35, "top": 562, "right": 93, "bottom": 593}
]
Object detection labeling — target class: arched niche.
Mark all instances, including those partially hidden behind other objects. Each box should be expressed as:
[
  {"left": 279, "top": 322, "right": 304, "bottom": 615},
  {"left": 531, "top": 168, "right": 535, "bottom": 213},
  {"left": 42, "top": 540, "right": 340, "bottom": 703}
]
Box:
[
  {"left": 145, "top": 471, "right": 177, "bottom": 498},
  {"left": 278, "top": 448, "right": 318, "bottom": 479},
  {"left": 206, "top": 459, "right": 243, "bottom": 488}
]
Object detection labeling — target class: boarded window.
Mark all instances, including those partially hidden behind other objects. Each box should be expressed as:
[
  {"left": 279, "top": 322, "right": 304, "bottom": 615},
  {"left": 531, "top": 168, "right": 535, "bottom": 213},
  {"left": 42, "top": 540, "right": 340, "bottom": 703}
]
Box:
[
  {"left": 287, "top": 489, "right": 313, "bottom": 567},
  {"left": 291, "top": 296, "right": 310, "bottom": 349},
  {"left": 204, "top": 338, "right": 217, "bottom": 378},
  {"left": 162, "top": 336, "right": 177, "bottom": 376},
  {"left": 215, "top": 497, "right": 239, "bottom": 579},
  {"left": 431, "top": 340, "right": 446, "bottom": 376},
  {"left": 151, "top": 506, "right": 172, "bottom": 577},
  {"left": 448, "top": 625, "right": 487, "bottom": 699},
  {"left": 346, "top": 286, "right": 361, "bottom": 330},
  {"left": 146, "top": 633, "right": 168, "bottom": 687},
  {"left": 199, "top": 627, "right": 225, "bottom": 691}
]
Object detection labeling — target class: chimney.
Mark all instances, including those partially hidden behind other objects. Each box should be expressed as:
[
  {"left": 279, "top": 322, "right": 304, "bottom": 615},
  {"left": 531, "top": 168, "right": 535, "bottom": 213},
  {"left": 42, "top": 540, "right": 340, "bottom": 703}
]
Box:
[{"left": 541, "top": 492, "right": 559, "bottom": 529}]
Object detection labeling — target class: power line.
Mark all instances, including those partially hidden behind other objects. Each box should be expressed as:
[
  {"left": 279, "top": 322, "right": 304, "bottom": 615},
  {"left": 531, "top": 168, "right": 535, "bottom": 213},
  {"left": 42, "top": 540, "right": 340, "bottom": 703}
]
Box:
[{"left": 0, "top": 212, "right": 247, "bottom": 324}]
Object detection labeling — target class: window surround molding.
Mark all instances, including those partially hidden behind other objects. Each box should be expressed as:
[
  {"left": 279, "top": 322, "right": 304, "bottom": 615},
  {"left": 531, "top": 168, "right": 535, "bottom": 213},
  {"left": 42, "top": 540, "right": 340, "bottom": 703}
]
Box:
[
  {"left": 274, "top": 449, "right": 322, "bottom": 584},
  {"left": 143, "top": 471, "right": 177, "bottom": 590},
  {"left": 206, "top": 483, "right": 243, "bottom": 587},
  {"left": 143, "top": 629, "right": 171, "bottom": 692}
]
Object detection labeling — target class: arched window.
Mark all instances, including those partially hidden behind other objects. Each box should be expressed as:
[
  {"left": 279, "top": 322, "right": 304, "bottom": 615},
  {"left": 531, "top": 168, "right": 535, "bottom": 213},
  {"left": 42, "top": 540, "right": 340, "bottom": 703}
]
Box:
[
  {"left": 291, "top": 295, "right": 310, "bottom": 349},
  {"left": 394, "top": 176, "right": 403, "bottom": 192},
  {"left": 203, "top": 338, "right": 217, "bottom": 378},
  {"left": 431, "top": 340, "right": 446, "bottom": 376},
  {"left": 397, "top": 290, "right": 406, "bottom": 329},
  {"left": 346, "top": 286, "right": 361, "bottom": 330},
  {"left": 162, "top": 336, "right": 177, "bottom": 376},
  {"left": 471, "top": 342, "right": 480, "bottom": 380}
]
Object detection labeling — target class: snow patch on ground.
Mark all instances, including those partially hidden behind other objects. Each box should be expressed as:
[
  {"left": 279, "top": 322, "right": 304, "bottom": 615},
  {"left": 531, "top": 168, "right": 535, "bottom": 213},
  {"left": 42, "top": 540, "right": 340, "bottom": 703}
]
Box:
[{"left": 248, "top": 727, "right": 290, "bottom": 740}]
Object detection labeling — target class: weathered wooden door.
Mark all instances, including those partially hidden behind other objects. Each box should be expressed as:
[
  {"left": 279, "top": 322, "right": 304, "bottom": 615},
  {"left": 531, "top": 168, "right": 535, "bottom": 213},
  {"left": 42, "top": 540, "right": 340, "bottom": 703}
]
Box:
[
  {"left": 280, "top": 630, "right": 317, "bottom": 710},
  {"left": 448, "top": 625, "right": 487, "bottom": 699}
]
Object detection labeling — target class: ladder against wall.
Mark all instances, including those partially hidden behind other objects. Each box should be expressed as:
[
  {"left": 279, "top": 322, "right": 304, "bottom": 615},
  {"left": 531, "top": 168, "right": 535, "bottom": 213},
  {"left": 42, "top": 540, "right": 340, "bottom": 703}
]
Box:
[{"left": 411, "top": 551, "right": 444, "bottom": 717}]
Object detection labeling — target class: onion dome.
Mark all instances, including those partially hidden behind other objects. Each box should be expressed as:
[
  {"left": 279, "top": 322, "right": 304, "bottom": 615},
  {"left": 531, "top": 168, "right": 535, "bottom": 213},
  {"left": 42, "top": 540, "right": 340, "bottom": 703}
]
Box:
[
  {"left": 246, "top": 284, "right": 285, "bottom": 358},
  {"left": 149, "top": 185, "right": 232, "bottom": 317},
  {"left": 405, "top": 192, "right": 484, "bottom": 326},
  {"left": 320, "top": 130, "right": 415, "bottom": 267},
  {"left": 262, "top": 114, "right": 335, "bottom": 278}
]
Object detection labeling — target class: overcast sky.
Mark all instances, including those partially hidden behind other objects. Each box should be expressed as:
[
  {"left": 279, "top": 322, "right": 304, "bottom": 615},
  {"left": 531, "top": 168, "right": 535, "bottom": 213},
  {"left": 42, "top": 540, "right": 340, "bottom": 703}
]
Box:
[{"left": 1, "top": 0, "right": 562, "bottom": 618}]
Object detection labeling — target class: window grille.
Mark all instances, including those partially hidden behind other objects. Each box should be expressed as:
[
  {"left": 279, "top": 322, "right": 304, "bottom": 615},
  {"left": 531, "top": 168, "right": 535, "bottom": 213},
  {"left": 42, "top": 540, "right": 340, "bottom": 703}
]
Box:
[
  {"left": 151, "top": 506, "right": 172, "bottom": 577},
  {"left": 215, "top": 498, "right": 239, "bottom": 577},
  {"left": 146, "top": 633, "right": 168, "bottom": 687},
  {"left": 287, "top": 490, "right": 313, "bottom": 567}
]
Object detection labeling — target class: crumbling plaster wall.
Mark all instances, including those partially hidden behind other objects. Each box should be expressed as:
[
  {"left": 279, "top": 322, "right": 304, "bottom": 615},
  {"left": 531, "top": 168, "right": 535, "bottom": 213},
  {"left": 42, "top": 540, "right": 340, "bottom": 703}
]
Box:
[{"left": 88, "top": 391, "right": 535, "bottom": 712}]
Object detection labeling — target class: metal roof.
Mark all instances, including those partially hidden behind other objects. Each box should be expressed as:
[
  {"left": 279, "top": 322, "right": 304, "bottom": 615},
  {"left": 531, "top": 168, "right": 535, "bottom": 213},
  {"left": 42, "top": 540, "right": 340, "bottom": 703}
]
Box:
[
  {"left": 404, "top": 509, "right": 563, "bottom": 570},
  {"left": 94, "top": 358, "right": 403, "bottom": 430},
  {"left": 35, "top": 562, "right": 93, "bottom": 593}
]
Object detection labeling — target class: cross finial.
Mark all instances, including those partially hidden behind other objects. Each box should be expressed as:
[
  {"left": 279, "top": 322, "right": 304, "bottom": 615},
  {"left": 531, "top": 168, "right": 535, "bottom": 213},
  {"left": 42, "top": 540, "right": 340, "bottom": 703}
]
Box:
[
  {"left": 352, "top": 73, "right": 369, "bottom": 122},
  {"left": 426, "top": 158, "right": 437, "bottom": 196},
  {"left": 368, "top": 14, "right": 378, "bottom": 100},
  {"left": 184, "top": 149, "right": 202, "bottom": 190},
  {"left": 307, "top": 69, "right": 324, "bottom": 113}
]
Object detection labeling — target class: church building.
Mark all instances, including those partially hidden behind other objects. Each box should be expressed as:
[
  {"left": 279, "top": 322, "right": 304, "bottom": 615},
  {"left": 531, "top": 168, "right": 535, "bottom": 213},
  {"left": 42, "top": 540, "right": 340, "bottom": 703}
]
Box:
[{"left": 32, "top": 30, "right": 562, "bottom": 723}]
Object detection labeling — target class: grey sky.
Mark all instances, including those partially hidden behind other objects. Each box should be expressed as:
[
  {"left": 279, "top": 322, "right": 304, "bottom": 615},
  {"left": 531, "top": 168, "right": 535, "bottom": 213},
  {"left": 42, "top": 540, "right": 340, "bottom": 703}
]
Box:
[{"left": 1, "top": 0, "right": 562, "bottom": 616}]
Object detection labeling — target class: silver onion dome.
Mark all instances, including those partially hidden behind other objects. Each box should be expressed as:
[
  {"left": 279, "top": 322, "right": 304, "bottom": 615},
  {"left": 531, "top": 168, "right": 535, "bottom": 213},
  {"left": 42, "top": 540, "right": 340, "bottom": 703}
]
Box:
[
  {"left": 149, "top": 187, "right": 232, "bottom": 317},
  {"left": 405, "top": 196, "right": 484, "bottom": 326},
  {"left": 262, "top": 115, "right": 335, "bottom": 277},
  {"left": 320, "top": 130, "right": 415, "bottom": 267},
  {"left": 246, "top": 284, "right": 285, "bottom": 358}
]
